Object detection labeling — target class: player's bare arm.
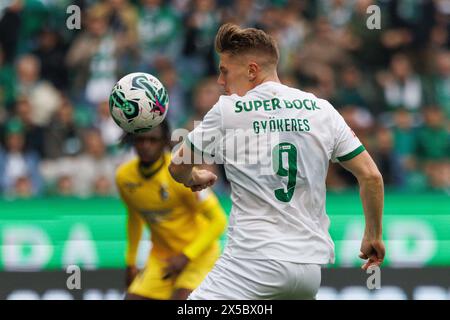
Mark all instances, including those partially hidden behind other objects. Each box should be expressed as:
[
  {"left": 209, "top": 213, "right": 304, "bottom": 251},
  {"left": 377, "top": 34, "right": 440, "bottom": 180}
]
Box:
[
  {"left": 169, "top": 144, "right": 217, "bottom": 191},
  {"left": 339, "top": 150, "right": 385, "bottom": 270}
]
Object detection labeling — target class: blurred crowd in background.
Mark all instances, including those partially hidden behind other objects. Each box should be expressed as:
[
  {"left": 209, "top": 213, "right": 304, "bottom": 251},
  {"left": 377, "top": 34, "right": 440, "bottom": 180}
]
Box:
[{"left": 0, "top": 0, "right": 448, "bottom": 198}]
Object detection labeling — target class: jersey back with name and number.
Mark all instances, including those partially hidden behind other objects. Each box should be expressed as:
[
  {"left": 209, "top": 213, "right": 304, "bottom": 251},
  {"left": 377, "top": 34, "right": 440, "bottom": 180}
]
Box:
[{"left": 186, "top": 81, "right": 365, "bottom": 264}]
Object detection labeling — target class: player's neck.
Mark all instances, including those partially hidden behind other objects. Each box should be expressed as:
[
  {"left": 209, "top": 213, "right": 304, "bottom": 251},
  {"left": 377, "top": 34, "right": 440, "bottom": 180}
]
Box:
[
  {"left": 253, "top": 72, "right": 281, "bottom": 88},
  {"left": 138, "top": 155, "right": 165, "bottom": 179}
]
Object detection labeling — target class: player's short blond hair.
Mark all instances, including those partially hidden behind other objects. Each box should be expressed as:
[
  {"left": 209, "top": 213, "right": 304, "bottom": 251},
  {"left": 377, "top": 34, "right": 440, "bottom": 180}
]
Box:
[{"left": 215, "top": 23, "right": 279, "bottom": 67}]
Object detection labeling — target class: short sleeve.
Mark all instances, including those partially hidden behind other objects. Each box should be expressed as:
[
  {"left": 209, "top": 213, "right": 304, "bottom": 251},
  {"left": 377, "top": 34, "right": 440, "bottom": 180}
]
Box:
[
  {"left": 186, "top": 100, "right": 224, "bottom": 157},
  {"left": 330, "top": 108, "right": 365, "bottom": 163}
]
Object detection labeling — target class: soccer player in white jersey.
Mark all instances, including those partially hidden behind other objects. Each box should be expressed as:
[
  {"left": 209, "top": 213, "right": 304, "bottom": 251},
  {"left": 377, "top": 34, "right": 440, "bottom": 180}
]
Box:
[{"left": 169, "top": 23, "right": 385, "bottom": 300}]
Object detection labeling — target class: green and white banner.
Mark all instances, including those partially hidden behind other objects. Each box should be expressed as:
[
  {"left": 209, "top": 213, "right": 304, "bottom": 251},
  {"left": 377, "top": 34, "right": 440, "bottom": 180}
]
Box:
[{"left": 0, "top": 193, "right": 449, "bottom": 270}]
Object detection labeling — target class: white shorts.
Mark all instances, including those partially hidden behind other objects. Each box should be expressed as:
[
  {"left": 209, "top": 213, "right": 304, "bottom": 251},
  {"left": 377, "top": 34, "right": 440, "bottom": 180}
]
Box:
[{"left": 188, "top": 253, "right": 321, "bottom": 300}]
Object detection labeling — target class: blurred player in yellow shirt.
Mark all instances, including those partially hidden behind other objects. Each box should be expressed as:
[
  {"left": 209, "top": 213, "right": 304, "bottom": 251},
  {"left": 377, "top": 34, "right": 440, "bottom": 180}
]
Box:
[{"left": 115, "top": 121, "right": 227, "bottom": 300}]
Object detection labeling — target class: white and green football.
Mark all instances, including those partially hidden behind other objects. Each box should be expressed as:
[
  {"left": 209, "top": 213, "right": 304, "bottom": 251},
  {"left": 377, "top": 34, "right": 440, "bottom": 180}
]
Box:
[{"left": 109, "top": 72, "right": 169, "bottom": 133}]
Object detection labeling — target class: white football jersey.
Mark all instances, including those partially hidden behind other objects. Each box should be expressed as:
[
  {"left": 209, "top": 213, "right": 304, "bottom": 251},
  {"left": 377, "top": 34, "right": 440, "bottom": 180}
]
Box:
[{"left": 186, "top": 81, "right": 364, "bottom": 264}]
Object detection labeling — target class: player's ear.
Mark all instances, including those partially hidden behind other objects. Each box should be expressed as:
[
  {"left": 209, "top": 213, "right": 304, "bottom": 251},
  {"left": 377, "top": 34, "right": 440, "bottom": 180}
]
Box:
[{"left": 248, "top": 62, "right": 258, "bottom": 82}]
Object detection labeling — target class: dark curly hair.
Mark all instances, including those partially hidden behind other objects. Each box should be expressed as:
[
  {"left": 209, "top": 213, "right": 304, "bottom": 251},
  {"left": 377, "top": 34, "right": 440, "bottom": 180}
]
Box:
[{"left": 119, "top": 119, "right": 171, "bottom": 147}]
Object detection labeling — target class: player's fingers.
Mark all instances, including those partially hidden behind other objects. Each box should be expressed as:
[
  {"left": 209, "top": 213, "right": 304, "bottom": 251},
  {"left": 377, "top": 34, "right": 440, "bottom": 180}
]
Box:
[
  {"left": 361, "top": 261, "right": 369, "bottom": 270},
  {"left": 163, "top": 267, "right": 182, "bottom": 280},
  {"left": 376, "top": 246, "right": 386, "bottom": 260},
  {"left": 359, "top": 252, "right": 368, "bottom": 260},
  {"left": 361, "top": 258, "right": 375, "bottom": 270},
  {"left": 369, "top": 254, "right": 380, "bottom": 265},
  {"left": 371, "top": 257, "right": 383, "bottom": 267},
  {"left": 162, "top": 266, "right": 175, "bottom": 280},
  {"left": 192, "top": 184, "right": 208, "bottom": 191},
  {"left": 362, "top": 256, "right": 383, "bottom": 270}
]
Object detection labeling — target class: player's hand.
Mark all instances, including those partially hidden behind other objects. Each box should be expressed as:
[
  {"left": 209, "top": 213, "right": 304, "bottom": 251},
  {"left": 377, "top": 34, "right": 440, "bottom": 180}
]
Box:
[
  {"left": 359, "top": 237, "right": 385, "bottom": 270},
  {"left": 162, "top": 254, "right": 190, "bottom": 280},
  {"left": 186, "top": 168, "right": 217, "bottom": 192},
  {"left": 126, "top": 265, "right": 139, "bottom": 288}
]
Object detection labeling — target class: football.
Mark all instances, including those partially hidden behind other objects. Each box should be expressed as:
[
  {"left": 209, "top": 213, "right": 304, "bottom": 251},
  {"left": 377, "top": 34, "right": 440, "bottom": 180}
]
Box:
[{"left": 109, "top": 72, "right": 169, "bottom": 133}]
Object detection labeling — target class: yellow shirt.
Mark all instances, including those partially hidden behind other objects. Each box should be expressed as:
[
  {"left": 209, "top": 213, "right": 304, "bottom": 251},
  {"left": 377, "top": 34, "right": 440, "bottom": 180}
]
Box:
[{"left": 116, "top": 153, "right": 227, "bottom": 264}]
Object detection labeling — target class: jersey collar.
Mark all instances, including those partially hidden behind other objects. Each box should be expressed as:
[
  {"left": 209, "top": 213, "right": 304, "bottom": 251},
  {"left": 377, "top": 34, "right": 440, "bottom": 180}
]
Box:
[
  {"left": 246, "top": 81, "right": 284, "bottom": 95},
  {"left": 138, "top": 155, "right": 166, "bottom": 179}
]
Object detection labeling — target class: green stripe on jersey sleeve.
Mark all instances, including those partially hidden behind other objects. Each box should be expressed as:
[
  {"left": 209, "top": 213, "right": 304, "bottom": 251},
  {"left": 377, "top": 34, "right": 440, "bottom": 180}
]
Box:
[{"left": 337, "top": 145, "right": 366, "bottom": 162}]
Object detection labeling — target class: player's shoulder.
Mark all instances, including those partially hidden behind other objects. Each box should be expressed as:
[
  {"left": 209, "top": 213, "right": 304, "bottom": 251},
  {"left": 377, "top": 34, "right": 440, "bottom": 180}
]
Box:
[
  {"left": 115, "top": 157, "right": 139, "bottom": 182},
  {"left": 295, "top": 89, "right": 338, "bottom": 115},
  {"left": 214, "top": 94, "right": 238, "bottom": 109},
  {"left": 285, "top": 87, "right": 341, "bottom": 127},
  {"left": 204, "top": 94, "right": 240, "bottom": 124},
  {"left": 317, "top": 97, "right": 337, "bottom": 113},
  {"left": 288, "top": 86, "right": 334, "bottom": 109}
]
